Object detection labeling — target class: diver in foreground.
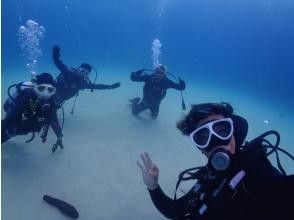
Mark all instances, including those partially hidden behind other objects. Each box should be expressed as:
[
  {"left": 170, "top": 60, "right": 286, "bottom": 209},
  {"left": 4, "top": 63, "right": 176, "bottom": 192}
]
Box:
[
  {"left": 137, "top": 102, "right": 294, "bottom": 220},
  {"left": 52, "top": 45, "right": 121, "bottom": 107},
  {"left": 2, "top": 73, "right": 64, "bottom": 153},
  {"left": 129, "top": 64, "right": 186, "bottom": 119}
]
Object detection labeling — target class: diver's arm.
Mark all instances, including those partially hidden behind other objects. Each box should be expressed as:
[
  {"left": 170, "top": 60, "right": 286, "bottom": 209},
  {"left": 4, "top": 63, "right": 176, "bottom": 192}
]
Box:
[
  {"left": 7, "top": 89, "right": 30, "bottom": 119},
  {"left": 52, "top": 46, "right": 71, "bottom": 74},
  {"left": 49, "top": 110, "right": 63, "bottom": 139},
  {"left": 3, "top": 90, "right": 31, "bottom": 131},
  {"left": 246, "top": 157, "right": 294, "bottom": 215},
  {"left": 257, "top": 174, "right": 294, "bottom": 205},
  {"left": 148, "top": 186, "right": 196, "bottom": 219},
  {"left": 166, "top": 78, "right": 186, "bottom": 91},
  {"left": 1, "top": 99, "right": 27, "bottom": 141},
  {"left": 130, "top": 69, "right": 148, "bottom": 82},
  {"left": 85, "top": 82, "right": 121, "bottom": 90}
]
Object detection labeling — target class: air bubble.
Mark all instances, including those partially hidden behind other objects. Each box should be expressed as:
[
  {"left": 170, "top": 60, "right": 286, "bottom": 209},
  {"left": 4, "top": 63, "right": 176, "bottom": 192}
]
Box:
[
  {"left": 17, "top": 20, "right": 45, "bottom": 76},
  {"left": 151, "top": 39, "right": 162, "bottom": 68}
]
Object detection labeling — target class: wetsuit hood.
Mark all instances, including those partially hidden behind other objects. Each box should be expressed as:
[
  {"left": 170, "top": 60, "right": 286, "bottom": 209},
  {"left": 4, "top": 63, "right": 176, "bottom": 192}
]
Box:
[
  {"left": 36, "top": 73, "right": 55, "bottom": 86},
  {"left": 231, "top": 115, "right": 248, "bottom": 148}
]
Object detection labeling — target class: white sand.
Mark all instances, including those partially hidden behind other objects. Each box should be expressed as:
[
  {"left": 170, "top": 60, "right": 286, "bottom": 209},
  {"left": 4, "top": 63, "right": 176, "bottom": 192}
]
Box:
[{"left": 2, "top": 69, "right": 293, "bottom": 220}]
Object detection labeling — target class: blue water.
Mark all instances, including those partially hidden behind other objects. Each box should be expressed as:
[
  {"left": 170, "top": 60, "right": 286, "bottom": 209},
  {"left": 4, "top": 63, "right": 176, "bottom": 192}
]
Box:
[
  {"left": 3, "top": 0, "right": 294, "bottom": 109},
  {"left": 2, "top": 1, "right": 294, "bottom": 219}
]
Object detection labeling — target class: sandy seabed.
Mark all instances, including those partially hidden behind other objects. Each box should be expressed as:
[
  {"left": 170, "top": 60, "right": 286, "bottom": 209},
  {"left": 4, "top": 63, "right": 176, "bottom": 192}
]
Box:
[{"left": 2, "top": 69, "right": 293, "bottom": 220}]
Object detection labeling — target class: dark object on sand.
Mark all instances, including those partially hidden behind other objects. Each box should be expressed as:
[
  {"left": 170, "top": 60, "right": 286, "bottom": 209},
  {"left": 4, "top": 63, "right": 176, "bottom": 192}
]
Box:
[{"left": 43, "top": 195, "right": 79, "bottom": 219}]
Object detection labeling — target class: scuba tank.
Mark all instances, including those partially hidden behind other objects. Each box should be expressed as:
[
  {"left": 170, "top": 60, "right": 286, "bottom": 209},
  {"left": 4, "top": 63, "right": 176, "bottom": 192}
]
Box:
[{"left": 4, "top": 81, "right": 35, "bottom": 113}]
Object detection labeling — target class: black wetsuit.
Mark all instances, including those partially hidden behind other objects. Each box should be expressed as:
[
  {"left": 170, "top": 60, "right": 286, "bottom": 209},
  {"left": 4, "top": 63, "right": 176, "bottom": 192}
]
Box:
[
  {"left": 53, "top": 50, "right": 119, "bottom": 105},
  {"left": 2, "top": 89, "right": 62, "bottom": 143},
  {"left": 148, "top": 144, "right": 294, "bottom": 220},
  {"left": 130, "top": 70, "right": 185, "bottom": 119}
]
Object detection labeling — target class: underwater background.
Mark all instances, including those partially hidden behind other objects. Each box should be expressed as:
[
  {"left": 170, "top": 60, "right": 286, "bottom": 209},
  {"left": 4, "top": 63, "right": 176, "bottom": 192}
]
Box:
[{"left": 2, "top": 0, "right": 294, "bottom": 219}]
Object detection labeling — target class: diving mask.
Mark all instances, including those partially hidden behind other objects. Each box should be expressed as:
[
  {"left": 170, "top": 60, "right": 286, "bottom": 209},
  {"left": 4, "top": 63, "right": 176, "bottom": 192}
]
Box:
[
  {"left": 34, "top": 83, "right": 56, "bottom": 99},
  {"left": 190, "top": 118, "right": 234, "bottom": 150}
]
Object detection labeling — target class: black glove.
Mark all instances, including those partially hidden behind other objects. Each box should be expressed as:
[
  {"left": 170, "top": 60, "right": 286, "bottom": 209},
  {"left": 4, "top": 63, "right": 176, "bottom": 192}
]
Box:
[
  {"left": 52, "top": 138, "right": 64, "bottom": 153},
  {"left": 179, "top": 78, "right": 186, "bottom": 90},
  {"left": 109, "top": 82, "right": 121, "bottom": 89},
  {"left": 53, "top": 46, "right": 60, "bottom": 58}
]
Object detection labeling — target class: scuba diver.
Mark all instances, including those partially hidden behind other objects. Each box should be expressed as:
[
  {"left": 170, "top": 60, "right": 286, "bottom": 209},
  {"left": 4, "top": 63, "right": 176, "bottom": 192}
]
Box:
[
  {"left": 52, "top": 45, "right": 121, "bottom": 108},
  {"left": 129, "top": 64, "right": 186, "bottom": 119},
  {"left": 137, "top": 102, "right": 294, "bottom": 220},
  {"left": 2, "top": 73, "right": 64, "bottom": 153}
]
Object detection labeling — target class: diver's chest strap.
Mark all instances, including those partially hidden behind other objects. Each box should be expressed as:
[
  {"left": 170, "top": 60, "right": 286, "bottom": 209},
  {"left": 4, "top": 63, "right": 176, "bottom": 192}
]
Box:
[{"left": 197, "top": 170, "right": 246, "bottom": 216}]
